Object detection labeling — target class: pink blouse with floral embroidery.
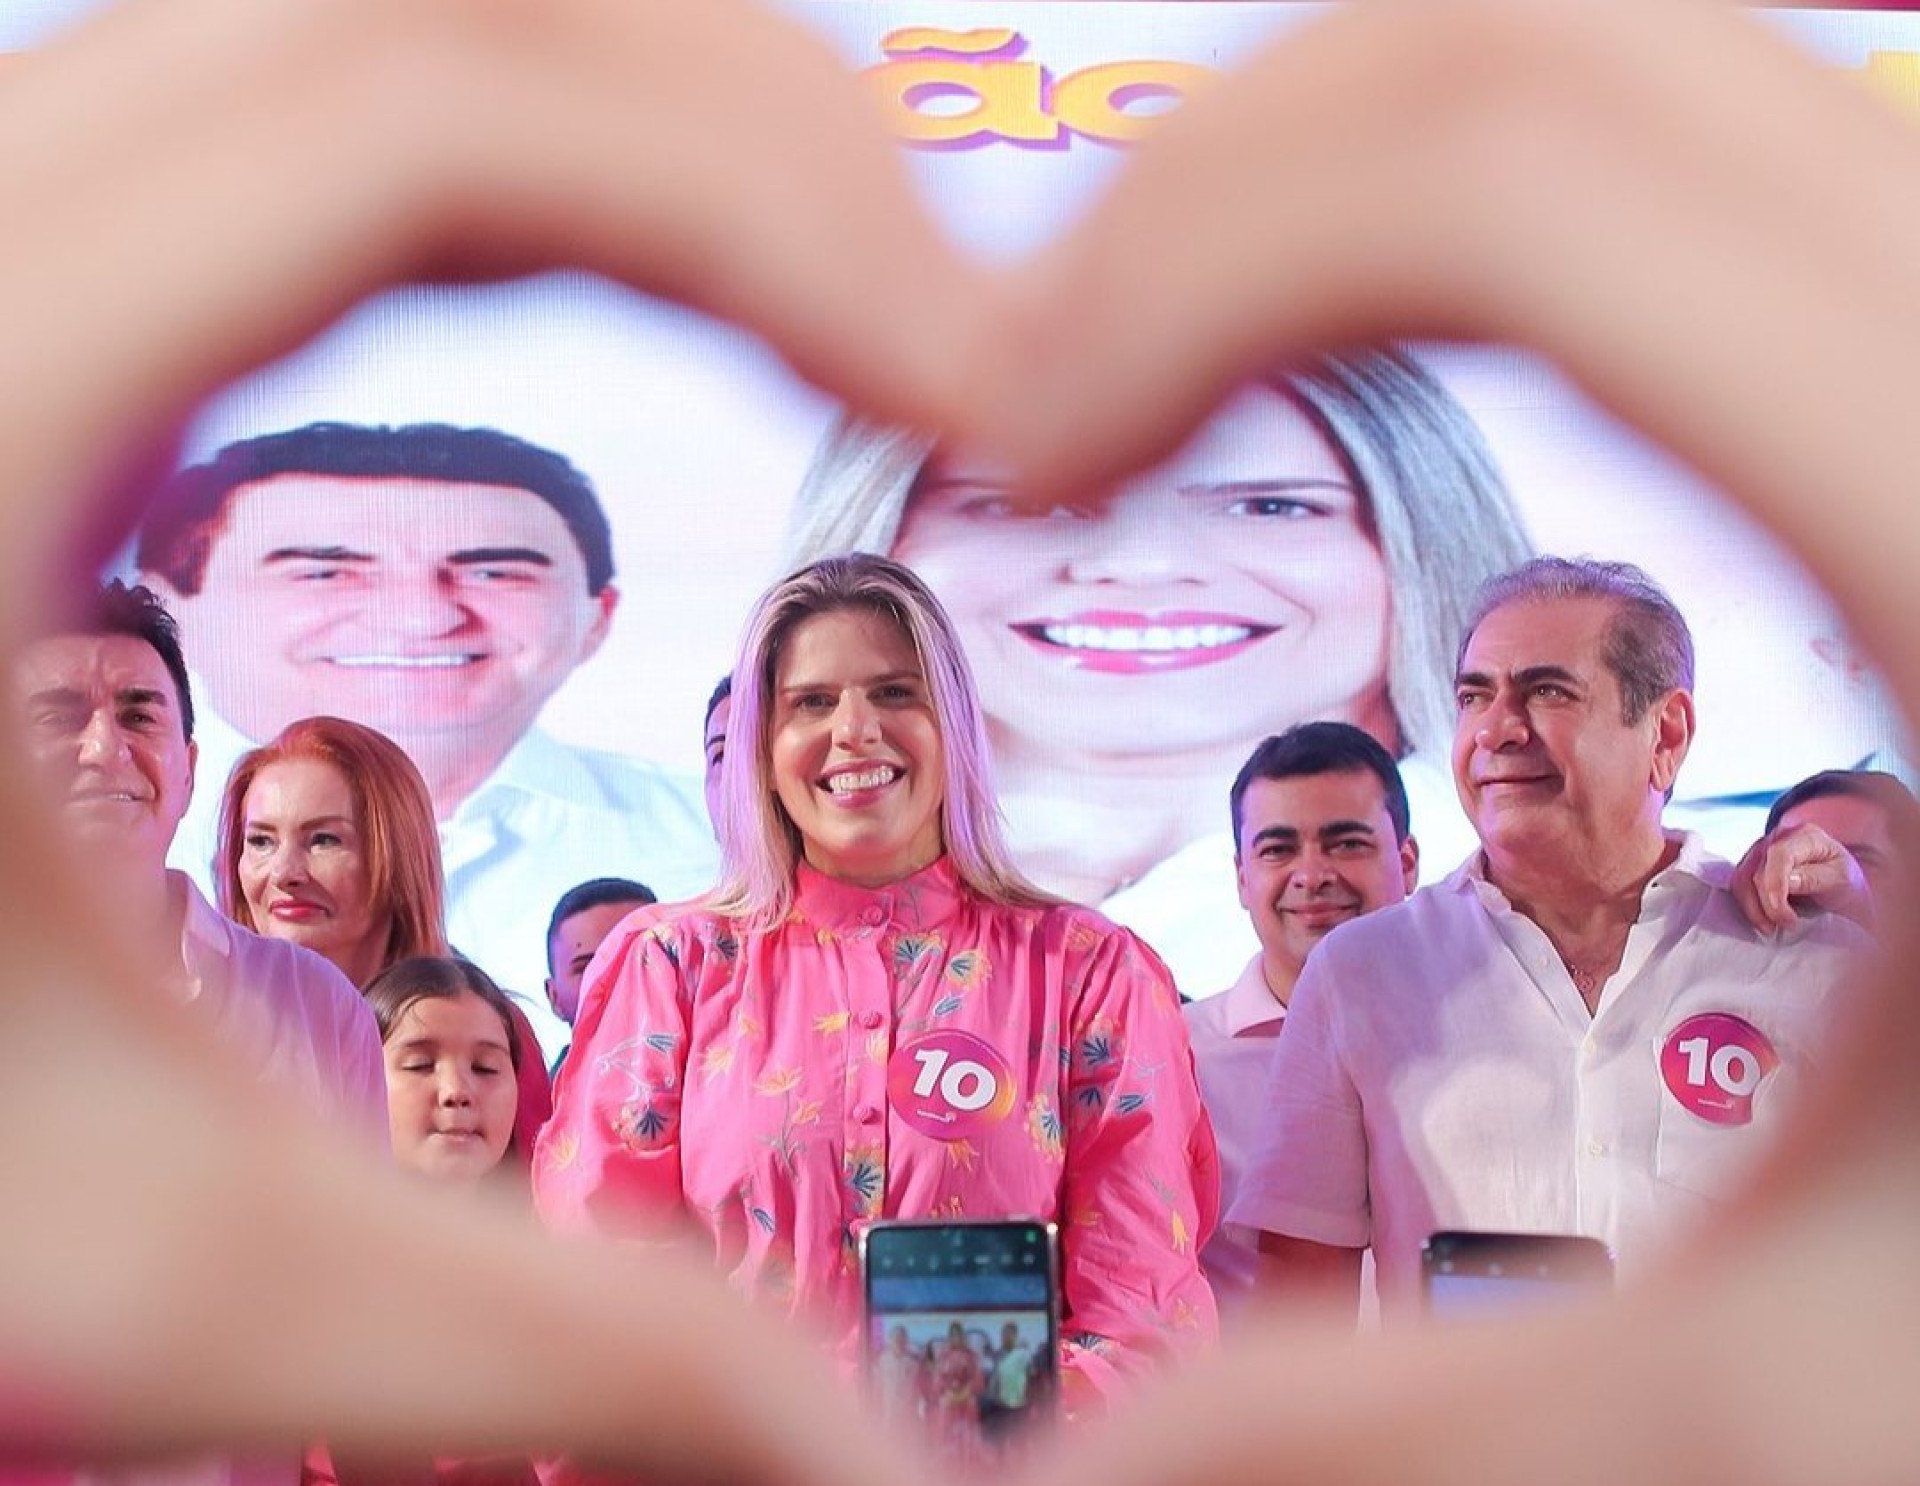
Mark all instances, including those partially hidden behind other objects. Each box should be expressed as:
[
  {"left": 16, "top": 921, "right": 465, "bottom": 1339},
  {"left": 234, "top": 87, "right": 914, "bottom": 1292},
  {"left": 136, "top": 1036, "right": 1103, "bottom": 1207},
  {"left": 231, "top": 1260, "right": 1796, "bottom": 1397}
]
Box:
[{"left": 533, "top": 858, "right": 1219, "bottom": 1404}]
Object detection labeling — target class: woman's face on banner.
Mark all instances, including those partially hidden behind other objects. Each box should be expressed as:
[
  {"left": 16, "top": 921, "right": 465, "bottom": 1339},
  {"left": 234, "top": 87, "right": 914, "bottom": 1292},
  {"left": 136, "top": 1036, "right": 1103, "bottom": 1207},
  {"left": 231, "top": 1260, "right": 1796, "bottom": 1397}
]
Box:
[{"left": 893, "top": 385, "right": 1395, "bottom": 761}]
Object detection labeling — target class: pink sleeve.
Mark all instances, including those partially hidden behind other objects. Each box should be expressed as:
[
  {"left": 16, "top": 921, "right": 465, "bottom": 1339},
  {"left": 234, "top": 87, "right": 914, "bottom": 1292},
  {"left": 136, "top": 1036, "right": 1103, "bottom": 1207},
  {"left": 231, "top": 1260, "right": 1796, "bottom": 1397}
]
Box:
[
  {"left": 532, "top": 914, "right": 691, "bottom": 1239},
  {"left": 1056, "top": 921, "right": 1220, "bottom": 1412}
]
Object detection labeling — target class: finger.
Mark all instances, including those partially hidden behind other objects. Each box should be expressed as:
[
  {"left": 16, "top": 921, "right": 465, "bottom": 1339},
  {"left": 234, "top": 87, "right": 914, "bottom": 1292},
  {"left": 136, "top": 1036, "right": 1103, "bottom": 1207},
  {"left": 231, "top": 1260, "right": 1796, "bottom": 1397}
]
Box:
[
  {"left": 0, "top": 0, "right": 983, "bottom": 622},
  {"left": 1023, "top": 1295, "right": 1694, "bottom": 1486},
  {"left": 1728, "top": 852, "right": 1774, "bottom": 939},
  {"left": 1733, "top": 836, "right": 1801, "bottom": 936},
  {"left": 1758, "top": 851, "right": 1802, "bottom": 933}
]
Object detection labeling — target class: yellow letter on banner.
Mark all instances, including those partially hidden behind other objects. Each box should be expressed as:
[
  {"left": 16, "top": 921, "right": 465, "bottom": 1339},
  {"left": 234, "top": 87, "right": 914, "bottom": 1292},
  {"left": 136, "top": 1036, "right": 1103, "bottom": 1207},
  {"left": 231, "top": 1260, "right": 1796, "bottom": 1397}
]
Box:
[
  {"left": 868, "top": 28, "right": 1058, "bottom": 145},
  {"left": 1051, "top": 61, "right": 1215, "bottom": 143}
]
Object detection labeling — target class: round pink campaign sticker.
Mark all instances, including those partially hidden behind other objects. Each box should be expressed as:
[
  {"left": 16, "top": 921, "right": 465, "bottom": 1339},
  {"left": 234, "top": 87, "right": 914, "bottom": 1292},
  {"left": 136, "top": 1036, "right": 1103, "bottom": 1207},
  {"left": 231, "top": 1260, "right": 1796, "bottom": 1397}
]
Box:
[
  {"left": 887, "top": 1030, "right": 1017, "bottom": 1141},
  {"left": 1660, "top": 1014, "right": 1779, "bottom": 1127}
]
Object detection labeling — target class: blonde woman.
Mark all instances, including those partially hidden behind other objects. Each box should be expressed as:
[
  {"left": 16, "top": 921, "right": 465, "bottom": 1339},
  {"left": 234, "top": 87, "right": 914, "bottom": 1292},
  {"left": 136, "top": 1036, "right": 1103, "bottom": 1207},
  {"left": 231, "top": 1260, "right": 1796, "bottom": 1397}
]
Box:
[{"left": 537, "top": 553, "right": 1217, "bottom": 1411}]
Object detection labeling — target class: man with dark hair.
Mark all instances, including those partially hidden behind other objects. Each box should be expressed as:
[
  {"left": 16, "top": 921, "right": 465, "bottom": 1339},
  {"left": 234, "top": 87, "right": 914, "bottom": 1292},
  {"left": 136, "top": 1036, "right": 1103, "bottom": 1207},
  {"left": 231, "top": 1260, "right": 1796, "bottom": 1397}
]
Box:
[
  {"left": 1185, "top": 722, "right": 1418, "bottom": 1307},
  {"left": 1766, "top": 768, "right": 1916, "bottom": 839},
  {"left": 1234, "top": 557, "right": 1864, "bottom": 1320},
  {"left": 14, "top": 580, "right": 381, "bottom": 1103},
  {"left": 12, "top": 582, "right": 384, "bottom": 1095},
  {"left": 139, "top": 422, "right": 716, "bottom": 1059},
  {"left": 12, "top": 579, "right": 386, "bottom": 1486},
  {"left": 545, "top": 875, "right": 657, "bottom": 1029}
]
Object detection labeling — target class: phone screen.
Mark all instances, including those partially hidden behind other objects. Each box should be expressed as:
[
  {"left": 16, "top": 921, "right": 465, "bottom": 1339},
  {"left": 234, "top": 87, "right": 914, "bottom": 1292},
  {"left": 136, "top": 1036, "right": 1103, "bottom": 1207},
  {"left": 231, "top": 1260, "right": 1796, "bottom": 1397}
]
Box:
[
  {"left": 861, "top": 1220, "right": 1058, "bottom": 1466},
  {"left": 1421, "top": 1231, "right": 1613, "bottom": 1320}
]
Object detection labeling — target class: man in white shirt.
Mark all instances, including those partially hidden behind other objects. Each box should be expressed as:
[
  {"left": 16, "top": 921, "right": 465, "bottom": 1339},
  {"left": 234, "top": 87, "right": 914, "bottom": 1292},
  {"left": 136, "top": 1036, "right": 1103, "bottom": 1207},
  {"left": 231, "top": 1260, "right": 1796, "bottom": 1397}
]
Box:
[
  {"left": 15, "top": 580, "right": 385, "bottom": 1486},
  {"left": 1182, "top": 722, "right": 1417, "bottom": 1306},
  {"left": 137, "top": 423, "right": 717, "bottom": 1058},
  {"left": 1233, "top": 558, "right": 1864, "bottom": 1321}
]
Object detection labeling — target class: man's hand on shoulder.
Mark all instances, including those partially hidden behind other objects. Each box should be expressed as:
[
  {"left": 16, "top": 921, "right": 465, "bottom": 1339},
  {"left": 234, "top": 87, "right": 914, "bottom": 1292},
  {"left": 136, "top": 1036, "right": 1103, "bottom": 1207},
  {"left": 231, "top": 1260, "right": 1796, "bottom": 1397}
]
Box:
[{"left": 1729, "top": 822, "right": 1872, "bottom": 935}]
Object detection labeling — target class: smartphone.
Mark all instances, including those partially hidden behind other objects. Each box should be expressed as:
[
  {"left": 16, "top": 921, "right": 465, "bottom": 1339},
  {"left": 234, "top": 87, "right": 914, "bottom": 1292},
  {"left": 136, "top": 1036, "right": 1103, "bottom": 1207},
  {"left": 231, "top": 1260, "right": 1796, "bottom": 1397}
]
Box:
[
  {"left": 1421, "top": 1230, "right": 1613, "bottom": 1319},
  {"left": 859, "top": 1219, "right": 1059, "bottom": 1465}
]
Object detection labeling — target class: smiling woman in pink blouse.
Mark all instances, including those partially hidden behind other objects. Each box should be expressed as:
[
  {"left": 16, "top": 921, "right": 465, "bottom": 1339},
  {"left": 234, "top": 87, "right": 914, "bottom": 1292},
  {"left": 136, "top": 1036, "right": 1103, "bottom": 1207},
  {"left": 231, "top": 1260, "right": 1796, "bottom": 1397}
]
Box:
[{"left": 535, "top": 552, "right": 1219, "bottom": 1411}]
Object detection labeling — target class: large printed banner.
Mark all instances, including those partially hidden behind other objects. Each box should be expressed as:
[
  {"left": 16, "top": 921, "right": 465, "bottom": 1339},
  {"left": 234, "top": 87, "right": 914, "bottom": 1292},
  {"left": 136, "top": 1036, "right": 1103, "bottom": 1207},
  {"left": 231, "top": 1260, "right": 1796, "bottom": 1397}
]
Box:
[{"left": 4, "top": 3, "right": 1913, "bottom": 1049}]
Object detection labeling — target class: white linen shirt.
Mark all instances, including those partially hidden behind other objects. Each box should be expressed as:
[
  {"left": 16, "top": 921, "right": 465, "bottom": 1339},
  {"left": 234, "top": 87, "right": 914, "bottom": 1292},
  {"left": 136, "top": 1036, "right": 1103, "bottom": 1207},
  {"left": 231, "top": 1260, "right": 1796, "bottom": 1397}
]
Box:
[
  {"left": 173, "top": 703, "right": 719, "bottom": 1061},
  {"left": 1182, "top": 955, "right": 1287, "bottom": 1300},
  {"left": 1230, "top": 834, "right": 1865, "bottom": 1319}
]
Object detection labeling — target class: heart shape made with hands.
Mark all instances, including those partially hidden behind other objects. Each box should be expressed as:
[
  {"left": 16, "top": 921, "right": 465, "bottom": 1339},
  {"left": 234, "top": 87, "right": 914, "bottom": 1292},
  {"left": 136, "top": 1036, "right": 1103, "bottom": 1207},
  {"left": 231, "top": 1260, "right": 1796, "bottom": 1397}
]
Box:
[{"left": 3, "top": 5, "right": 1920, "bottom": 1486}]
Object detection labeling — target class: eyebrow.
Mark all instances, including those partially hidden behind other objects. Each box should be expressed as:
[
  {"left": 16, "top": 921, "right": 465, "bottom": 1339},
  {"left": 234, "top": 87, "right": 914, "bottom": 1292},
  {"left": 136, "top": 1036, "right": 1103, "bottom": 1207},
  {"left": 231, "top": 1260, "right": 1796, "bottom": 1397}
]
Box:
[
  {"left": 261, "top": 545, "right": 555, "bottom": 568},
  {"left": 391, "top": 1036, "right": 513, "bottom": 1057},
  {"left": 1453, "top": 663, "right": 1582, "bottom": 690},
  {"left": 244, "top": 813, "right": 354, "bottom": 832},
  {"left": 263, "top": 545, "right": 371, "bottom": 566},
  {"left": 449, "top": 547, "right": 554, "bottom": 568},
  {"left": 26, "top": 684, "right": 171, "bottom": 711},
  {"left": 778, "top": 669, "right": 922, "bottom": 697},
  {"left": 1249, "top": 818, "right": 1378, "bottom": 849},
  {"left": 1179, "top": 478, "right": 1357, "bottom": 497}
]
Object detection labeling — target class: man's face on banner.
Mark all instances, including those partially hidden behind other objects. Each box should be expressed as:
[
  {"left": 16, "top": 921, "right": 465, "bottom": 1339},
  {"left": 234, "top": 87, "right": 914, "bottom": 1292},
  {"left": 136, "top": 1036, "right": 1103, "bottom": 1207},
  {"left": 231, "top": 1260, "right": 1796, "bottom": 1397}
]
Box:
[{"left": 153, "top": 474, "right": 616, "bottom": 759}]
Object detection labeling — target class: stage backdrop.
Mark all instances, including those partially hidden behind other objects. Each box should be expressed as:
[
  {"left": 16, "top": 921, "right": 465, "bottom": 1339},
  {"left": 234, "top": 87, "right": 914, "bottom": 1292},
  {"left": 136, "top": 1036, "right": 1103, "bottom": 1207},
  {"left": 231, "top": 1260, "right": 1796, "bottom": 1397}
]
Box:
[{"left": 5, "top": 2, "right": 1913, "bottom": 1050}]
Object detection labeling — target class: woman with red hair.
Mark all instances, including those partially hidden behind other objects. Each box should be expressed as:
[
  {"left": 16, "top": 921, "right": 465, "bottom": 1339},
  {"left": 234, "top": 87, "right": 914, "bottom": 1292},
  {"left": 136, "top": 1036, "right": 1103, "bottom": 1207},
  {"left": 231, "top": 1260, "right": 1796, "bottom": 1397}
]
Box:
[{"left": 216, "top": 715, "right": 550, "bottom": 1155}]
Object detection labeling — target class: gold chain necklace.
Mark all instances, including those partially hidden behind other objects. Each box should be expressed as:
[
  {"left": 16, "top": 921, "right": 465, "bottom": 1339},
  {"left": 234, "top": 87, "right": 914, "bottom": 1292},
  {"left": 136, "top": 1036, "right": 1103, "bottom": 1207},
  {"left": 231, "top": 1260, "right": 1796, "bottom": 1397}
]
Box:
[{"left": 1560, "top": 954, "right": 1602, "bottom": 998}]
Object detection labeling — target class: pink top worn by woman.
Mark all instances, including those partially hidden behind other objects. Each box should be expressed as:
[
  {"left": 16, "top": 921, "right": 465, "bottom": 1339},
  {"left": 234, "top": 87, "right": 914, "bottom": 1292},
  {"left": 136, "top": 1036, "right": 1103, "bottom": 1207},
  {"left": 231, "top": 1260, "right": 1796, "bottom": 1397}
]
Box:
[{"left": 534, "top": 857, "right": 1218, "bottom": 1406}]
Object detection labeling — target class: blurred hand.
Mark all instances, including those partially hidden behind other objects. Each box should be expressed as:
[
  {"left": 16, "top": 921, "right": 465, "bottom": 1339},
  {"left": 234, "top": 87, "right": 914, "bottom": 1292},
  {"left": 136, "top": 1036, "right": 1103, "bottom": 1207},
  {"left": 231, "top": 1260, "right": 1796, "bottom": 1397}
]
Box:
[{"left": 8, "top": 3, "right": 1920, "bottom": 1486}]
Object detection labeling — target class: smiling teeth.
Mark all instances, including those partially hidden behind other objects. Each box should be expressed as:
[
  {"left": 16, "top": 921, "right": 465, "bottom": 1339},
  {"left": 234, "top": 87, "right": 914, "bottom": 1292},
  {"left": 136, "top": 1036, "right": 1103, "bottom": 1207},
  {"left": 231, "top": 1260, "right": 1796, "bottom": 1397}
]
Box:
[
  {"left": 329, "top": 654, "right": 477, "bottom": 669},
  {"left": 1041, "top": 623, "right": 1254, "bottom": 653},
  {"left": 827, "top": 767, "right": 898, "bottom": 794}
]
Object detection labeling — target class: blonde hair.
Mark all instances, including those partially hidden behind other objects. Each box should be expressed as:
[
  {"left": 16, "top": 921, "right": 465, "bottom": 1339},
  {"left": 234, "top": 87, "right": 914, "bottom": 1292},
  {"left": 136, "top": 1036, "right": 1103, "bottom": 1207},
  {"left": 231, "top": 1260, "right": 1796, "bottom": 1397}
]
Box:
[
  {"left": 708, "top": 554, "right": 1056, "bottom": 928},
  {"left": 217, "top": 716, "right": 449, "bottom": 981},
  {"left": 787, "top": 348, "right": 1532, "bottom": 760}
]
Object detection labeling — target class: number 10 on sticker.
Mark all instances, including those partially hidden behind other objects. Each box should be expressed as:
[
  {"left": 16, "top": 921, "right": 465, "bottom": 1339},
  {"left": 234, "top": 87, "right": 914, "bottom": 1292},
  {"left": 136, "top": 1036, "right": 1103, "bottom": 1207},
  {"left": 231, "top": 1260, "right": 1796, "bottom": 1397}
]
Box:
[
  {"left": 1659, "top": 1014, "right": 1779, "bottom": 1127},
  {"left": 911, "top": 1046, "right": 999, "bottom": 1110},
  {"left": 887, "top": 1030, "right": 1017, "bottom": 1140}
]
